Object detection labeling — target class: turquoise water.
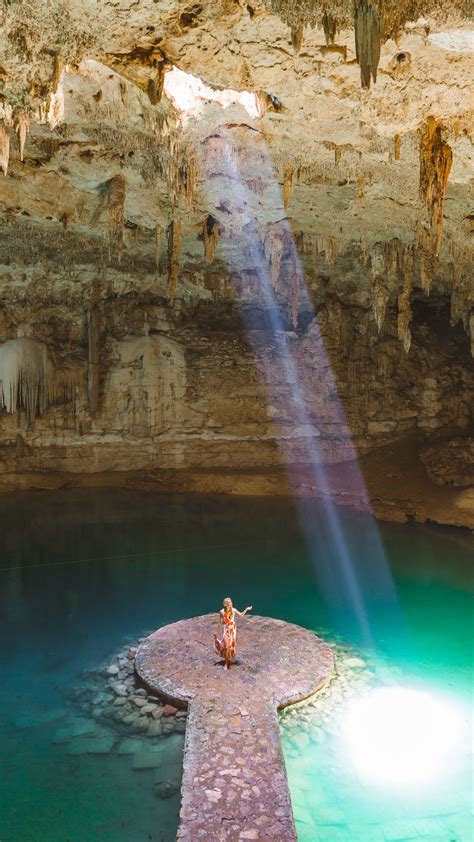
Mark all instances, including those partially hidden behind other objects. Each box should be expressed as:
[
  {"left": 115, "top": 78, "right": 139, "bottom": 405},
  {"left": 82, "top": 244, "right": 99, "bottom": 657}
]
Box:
[{"left": 0, "top": 490, "right": 472, "bottom": 841}]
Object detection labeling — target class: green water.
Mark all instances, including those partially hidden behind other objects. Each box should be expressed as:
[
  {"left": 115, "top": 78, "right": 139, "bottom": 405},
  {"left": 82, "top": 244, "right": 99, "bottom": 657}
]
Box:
[{"left": 0, "top": 490, "right": 472, "bottom": 841}]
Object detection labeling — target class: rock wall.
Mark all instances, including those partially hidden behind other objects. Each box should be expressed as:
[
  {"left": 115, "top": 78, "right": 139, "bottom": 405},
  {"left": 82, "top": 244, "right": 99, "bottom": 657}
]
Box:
[{"left": 0, "top": 272, "right": 472, "bottom": 479}]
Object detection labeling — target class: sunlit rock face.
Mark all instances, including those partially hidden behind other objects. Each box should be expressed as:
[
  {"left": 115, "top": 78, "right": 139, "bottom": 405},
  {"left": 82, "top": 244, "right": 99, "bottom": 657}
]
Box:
[{"left": 0, "top": 2, "right": 472, "bottom": 521}]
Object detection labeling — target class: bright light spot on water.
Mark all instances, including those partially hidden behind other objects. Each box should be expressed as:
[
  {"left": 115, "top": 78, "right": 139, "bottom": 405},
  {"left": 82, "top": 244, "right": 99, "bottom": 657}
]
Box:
[
  {"left": 342, "top": 686, "right": 463, "bottom": 790},
  {"left": 163, "top": 66, "right": 260, "bottom": 119}
]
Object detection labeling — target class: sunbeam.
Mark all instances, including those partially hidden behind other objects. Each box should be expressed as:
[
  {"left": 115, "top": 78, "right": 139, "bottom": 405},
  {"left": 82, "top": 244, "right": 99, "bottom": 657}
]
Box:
[{"left": 195, "top": 122, "right": 408, "bottom": 648}]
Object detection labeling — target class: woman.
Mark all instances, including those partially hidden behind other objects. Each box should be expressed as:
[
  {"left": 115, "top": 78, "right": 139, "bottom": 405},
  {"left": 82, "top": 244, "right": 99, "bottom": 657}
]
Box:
[{"left": 214, "top": 597, "right": 252, "bottom": 670}]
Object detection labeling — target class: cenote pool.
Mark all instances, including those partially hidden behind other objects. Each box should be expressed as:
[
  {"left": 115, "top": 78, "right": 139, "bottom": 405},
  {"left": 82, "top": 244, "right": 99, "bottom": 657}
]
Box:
[{"left": 0, "top": 491, "right": 472, "bottom": 842}]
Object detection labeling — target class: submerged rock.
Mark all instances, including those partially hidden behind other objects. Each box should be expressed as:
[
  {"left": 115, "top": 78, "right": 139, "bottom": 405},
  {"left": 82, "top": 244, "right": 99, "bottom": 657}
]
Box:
[
  {"left": 54, "top": 718, "right": 96, "bottom": 742},
  {"left": 154, "top": 780, "right": 180, "bottom": 799},
  {"left": 66, "top": 735, "right": 115, "bottom": 755}
]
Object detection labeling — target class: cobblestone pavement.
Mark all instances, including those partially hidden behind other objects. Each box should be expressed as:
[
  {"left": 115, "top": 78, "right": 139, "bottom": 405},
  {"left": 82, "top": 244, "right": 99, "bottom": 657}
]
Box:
[{"left": 136, "top": 614, "right": 334, "bottom": 841}]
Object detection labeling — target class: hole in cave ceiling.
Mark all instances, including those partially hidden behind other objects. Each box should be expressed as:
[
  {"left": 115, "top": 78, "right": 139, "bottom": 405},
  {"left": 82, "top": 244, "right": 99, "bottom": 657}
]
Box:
[{"left": 163, "top": 66, "right": 260, "bottom": 119}]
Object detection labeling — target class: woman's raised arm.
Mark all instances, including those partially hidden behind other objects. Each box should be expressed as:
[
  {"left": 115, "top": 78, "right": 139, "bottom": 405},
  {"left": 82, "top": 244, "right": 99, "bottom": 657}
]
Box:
[{"left": 235, "top": 605, "right": 253, "bottom": 617}]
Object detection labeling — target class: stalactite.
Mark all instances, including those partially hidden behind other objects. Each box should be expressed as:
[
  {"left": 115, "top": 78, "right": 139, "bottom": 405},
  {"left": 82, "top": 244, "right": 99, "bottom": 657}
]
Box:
[
  {"left": 185, "top": 159, "right": 196, "bottom": 208},
  {"left": 291, "top": 26, "right": 304, "bottom": 52},
  {"left": 106, "top": 174, "right": 126, "bottom": 262},
  {"left": 371, "top": 246, "right": 388, "bottom": 333},
  {"left": 13, "top": 112, "right": 29, "bottom": 162},
  {"left": 385, "top": 237, "right": 402, "bottom": 284},
  {"left": 264, "top": 228, "right": 285, "bottom": 289},
  {"left": 51, "top": 365, "right": 84, "bottom": 408},
  {"left": 320, "top": 236, "right": 340, "bottom": 266},
  {"left": 397, "top": 255, "right": 414, "bottom": 354},
  {"left": 0, "top": 338, "right": 84, "bottom": 425},
  {"left": 45, "top": 53, "right": 65, "bottom": 129},
  {"left": 147, "top": 61, "right": 166, "bottom": 105},
  {"left": 419, "top": 117, "right": 452, "bottom": 256},
  {"left": 358, "top": 174, "right": 365, "bottom": 207},
  {"left": 283, "top": 164, "right": 293, "bottom": 210},
  {"left": 394, "top": 134, "right": 401, "bottom": 161},
  {"left": 88, "top": 304, "right": 101, "bottom": 418},
  {"left": 167, "top": 219, "right": 181, "bottom": 304},
  {"left": 203, "top": 215, "right": 219, "bottom": 264},
  {"left": 354, "top": 0, "right": 381, "bottom": 89},
  {"left": 372, "top": 276, "right": 389, "bottom": 333},
  {"left": 0, "top": 121, "right": 11, "bottom": 176},
  {"left": 416, "top": 223, "right": 436, "bottom": 295},
  {"left": 419, "top": 250, "right": 432, "bottom": 295},
  {"left": 0, "top": 338, "right": 49, "bottom": 425},
  {"left": 322, "top": 13, "right": 337, "bottom": 45},
  {"left": 51, "top": 53, "right": 63, "bottom": 91},
  {"left": 450, "top": 285, "right": 469, "bottom": 330}
]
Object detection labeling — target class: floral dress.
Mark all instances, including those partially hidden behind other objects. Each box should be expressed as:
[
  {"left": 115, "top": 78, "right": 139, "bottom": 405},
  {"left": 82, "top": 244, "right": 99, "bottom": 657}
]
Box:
[{"left": 214, "top": 608, "right": 237, "bottom": 662}]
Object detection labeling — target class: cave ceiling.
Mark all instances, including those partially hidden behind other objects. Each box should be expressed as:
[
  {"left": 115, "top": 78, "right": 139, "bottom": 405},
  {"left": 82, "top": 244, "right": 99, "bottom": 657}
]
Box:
[{"left": 0, "top": 0, "right": 473, "bottom": 345}]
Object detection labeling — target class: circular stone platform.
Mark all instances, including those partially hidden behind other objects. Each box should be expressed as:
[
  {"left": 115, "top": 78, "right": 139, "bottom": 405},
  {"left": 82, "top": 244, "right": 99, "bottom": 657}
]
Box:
[{"left": 136, "top": 614, "right": 334, "bottom": 841}]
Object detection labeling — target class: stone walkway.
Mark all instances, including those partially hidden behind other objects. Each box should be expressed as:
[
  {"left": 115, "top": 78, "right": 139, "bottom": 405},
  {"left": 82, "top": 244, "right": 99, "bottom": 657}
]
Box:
[{"left": 135, "top": 614, "right": 334, "bottom": 841}]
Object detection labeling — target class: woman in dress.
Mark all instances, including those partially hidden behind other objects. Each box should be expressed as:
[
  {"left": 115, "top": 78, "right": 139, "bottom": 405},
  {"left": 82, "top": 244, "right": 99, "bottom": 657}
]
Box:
[{"left": 214, "top": 597, "right": 252, "bottom": 670}]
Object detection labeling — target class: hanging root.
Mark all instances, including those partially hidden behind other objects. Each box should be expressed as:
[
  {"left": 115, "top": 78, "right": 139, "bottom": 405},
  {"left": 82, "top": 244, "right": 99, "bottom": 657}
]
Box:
[{"left": 419, "top": 117, "right": 452, "bottom": 256}]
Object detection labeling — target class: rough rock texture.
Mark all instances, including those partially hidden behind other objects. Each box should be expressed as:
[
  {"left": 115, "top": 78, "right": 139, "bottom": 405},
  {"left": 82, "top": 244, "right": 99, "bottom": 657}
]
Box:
[
  {"left": 0, "top": 2, "right": 472, "bottom": 525},
  {"left": 135, "top": 614, "right": 334, "bottom": 840},
  {"left": 420, "top": 436, "right": 474, "bottom": 487}
]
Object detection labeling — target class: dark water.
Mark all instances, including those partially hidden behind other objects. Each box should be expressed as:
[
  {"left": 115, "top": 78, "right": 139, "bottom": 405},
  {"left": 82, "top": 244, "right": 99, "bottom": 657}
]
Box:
[{"left": 0, "top": 490, "right": 472, "bottom": 841}]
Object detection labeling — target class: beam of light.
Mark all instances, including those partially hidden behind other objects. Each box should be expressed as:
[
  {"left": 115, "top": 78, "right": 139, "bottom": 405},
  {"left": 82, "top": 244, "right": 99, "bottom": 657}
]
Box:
[
  {"left": 341, "top": 686, "right": 465, "bottom": 789},
  {"left": 204, "top": 127, "right": 408, "bottom": 649},
  {"left": 169, "top": 67, "right": 410, "bottom": 648}
]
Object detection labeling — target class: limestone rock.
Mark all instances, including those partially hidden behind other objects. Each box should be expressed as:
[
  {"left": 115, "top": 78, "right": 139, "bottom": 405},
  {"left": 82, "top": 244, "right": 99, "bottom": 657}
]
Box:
[{"left": 420, "top": 438, "right": 474, "bottom": 487}]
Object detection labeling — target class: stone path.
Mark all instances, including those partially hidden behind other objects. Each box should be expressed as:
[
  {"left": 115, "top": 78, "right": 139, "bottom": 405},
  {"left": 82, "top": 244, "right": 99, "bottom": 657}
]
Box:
[{"left": 135, "top": 614, "right": 334, "bottom": 841}]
